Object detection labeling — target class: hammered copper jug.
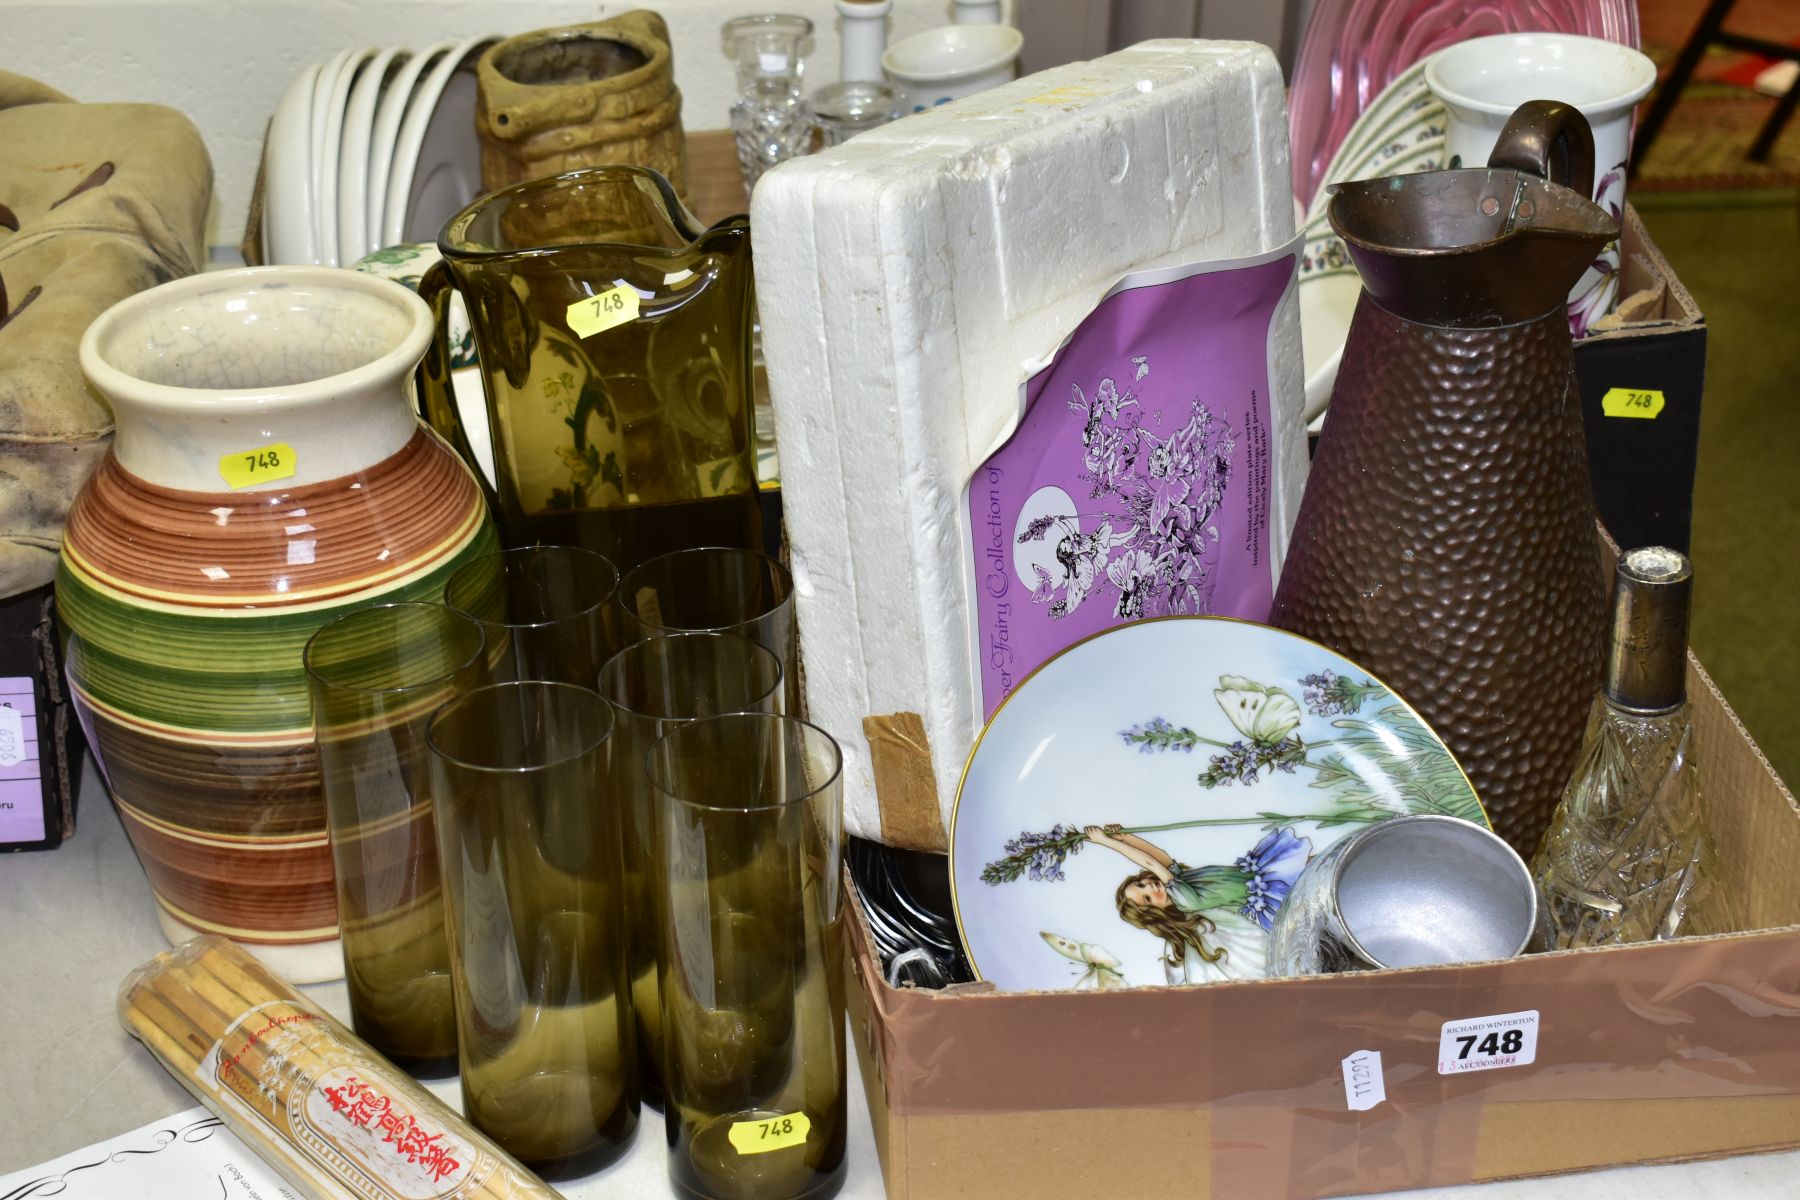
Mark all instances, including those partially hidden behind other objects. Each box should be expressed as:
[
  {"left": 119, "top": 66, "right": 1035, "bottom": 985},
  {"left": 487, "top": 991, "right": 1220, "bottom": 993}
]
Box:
[
  {"left": 1271, "top": 101, "right": 1616, "bottom": 857},
  {"left": 418, "top": 166, "right": 761, "bottom": 573}
]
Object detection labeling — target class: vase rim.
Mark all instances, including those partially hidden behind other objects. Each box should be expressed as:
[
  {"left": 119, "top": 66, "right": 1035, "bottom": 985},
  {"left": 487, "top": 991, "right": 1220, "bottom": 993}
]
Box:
[
  {"left": 483, "top": 22, "right": 669, "bottom": 94},
  {"left": 80, "top": 265, "right": 432, "bottom": 413}
]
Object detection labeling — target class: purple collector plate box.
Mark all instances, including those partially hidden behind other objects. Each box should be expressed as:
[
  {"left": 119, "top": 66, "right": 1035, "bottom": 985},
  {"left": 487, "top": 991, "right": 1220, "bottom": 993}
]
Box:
[{"left": 964, "top": 241, "right": 1301, "bottom": 720}]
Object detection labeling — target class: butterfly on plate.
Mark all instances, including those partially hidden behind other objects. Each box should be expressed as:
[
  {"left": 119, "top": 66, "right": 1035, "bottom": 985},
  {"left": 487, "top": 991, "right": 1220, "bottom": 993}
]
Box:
[
  {"left": 1040, "top": 931, "right": 1128, "bottom": 989},
  {"left": 1213, "top": 676, "right": 1302, "bottom": 745}
]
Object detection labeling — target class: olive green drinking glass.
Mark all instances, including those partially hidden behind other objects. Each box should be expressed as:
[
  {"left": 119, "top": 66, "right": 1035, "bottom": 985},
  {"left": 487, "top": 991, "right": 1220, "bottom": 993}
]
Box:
[
  {"left": 427, "top": 681, "right": 637, "bottom": 1177},
  {"left": 303, "top": 602, "right": 487, "bottom": 1077},
  {"left": 444, "top": 545, "right": 621, "bottom": 685},
  {"left": 596, "top": 632, "right": 784, "bottom": 1112},
  {"left": 617, "top": 546, "right": 798, "bottom": 713},
  {"left": 648, "top": 713, "right": 846, "bottom": 1200}
]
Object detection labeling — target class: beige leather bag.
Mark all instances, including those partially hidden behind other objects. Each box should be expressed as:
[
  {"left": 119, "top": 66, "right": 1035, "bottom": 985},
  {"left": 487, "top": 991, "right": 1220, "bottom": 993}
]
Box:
[{"left": 0, "top": 72, "right": 211, "bottom": 597}]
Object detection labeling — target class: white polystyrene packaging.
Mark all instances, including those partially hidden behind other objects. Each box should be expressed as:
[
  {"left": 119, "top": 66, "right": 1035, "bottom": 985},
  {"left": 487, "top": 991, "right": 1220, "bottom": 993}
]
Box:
[{"left": 753, "top": 39, "right": 1307, "bottom": 843}]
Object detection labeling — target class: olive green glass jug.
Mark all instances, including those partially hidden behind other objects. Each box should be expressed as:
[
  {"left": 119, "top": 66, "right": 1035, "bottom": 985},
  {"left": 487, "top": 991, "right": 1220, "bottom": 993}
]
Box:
[{"left": 420, "top": 166, "right": 762, "bottom": 572}]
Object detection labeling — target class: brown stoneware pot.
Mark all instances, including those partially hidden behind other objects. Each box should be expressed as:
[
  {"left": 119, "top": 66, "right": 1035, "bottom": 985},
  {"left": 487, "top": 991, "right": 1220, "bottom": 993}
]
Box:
[{"left": 476, "top": 10, "right": 689, "bottom": 197}]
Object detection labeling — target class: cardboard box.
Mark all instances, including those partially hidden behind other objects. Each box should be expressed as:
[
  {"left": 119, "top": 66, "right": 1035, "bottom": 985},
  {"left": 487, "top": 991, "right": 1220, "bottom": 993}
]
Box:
[
  {"left": 1573, "top": 206, "right": 1706, "bottom": 554},
  {"left": 845, "top": 652, "right": 1800, "bottom": 1199}
]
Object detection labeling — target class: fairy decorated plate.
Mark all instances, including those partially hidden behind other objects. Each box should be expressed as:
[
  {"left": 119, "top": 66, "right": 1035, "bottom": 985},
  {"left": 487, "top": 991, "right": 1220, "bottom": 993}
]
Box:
[{"left": 949, "top": 617, "right": 1487, "bottom": 992}]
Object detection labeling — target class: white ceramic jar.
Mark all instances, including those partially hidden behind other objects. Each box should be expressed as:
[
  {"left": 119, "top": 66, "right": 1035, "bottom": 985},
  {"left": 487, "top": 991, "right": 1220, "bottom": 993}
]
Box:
[
  {"left": 1426, "top": 33, "right": 1657, "bottom": 333},
  {"left": 881, "top": 23, "right": 1023, "bottom": 113},
  {"left": 836, "top": 0, "right": 892, "bottom": 82}
]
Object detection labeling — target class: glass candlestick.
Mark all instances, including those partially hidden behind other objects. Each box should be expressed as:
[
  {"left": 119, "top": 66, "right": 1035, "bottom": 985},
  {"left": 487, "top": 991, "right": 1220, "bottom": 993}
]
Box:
[{"left": 721, "top": 14, "right": 816, "bottom": 196}]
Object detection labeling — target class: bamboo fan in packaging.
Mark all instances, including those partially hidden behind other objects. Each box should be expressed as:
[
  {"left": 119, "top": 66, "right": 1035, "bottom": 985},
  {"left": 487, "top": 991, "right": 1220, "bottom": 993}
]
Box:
[{"left": 118, "top": 935, "right": 559, "bottom": 1200}]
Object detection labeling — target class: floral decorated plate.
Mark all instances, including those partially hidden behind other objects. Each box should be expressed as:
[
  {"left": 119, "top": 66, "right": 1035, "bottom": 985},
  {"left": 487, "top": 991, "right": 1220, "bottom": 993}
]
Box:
[{"left": 949, "top": 616, "right": 1487, "bottom": 992}]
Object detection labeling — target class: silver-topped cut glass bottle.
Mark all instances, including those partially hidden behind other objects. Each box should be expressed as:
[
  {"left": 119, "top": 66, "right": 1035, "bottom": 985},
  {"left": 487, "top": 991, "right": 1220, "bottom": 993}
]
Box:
[{"left": 1532, "top": 547, "right": 1728, "bottom": 947}]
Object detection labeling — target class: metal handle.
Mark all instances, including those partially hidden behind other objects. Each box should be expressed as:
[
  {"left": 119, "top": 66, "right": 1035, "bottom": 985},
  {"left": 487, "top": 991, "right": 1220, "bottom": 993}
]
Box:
[{"left": 1487, "top": 99, "right": 1596, "bottom": 197}]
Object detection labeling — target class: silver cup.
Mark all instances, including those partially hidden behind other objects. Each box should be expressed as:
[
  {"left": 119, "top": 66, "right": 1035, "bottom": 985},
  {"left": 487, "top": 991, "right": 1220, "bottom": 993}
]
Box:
[{"left": 1269, "top": 815, "right": 1537, "bottom": 976}]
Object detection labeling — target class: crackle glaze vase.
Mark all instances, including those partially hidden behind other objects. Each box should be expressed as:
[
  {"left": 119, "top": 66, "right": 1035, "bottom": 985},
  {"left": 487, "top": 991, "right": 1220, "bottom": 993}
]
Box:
[{"left": 58, "top": 266, "right": 498, "bottom": 982}]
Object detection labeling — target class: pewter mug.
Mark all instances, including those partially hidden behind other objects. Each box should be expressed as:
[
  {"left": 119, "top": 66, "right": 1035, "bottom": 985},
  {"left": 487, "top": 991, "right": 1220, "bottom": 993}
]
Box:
[{"left": 1268, "top": 815, "right": 1537, "bottom": 977}]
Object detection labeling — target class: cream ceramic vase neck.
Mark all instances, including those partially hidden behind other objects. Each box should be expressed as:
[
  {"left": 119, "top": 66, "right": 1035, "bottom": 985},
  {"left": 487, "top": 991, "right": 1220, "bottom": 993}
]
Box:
[
  {"left": 81, "top": 267, "right": 428, "bottom": 492},
  {"left": 61, "top": 266, "right": 498, "bottom": 984}
]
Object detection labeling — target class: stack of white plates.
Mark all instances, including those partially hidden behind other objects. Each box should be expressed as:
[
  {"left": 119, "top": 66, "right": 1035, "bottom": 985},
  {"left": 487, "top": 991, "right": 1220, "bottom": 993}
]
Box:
[{"left": 261, "top": 36, "right": 499, "bottom": 266}]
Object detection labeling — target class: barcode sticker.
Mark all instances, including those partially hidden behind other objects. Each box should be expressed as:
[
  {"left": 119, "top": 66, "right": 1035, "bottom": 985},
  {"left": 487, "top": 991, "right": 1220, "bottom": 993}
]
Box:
[{"left": 1438, "top": 1009, "right": 1539, "bottom": 1074}]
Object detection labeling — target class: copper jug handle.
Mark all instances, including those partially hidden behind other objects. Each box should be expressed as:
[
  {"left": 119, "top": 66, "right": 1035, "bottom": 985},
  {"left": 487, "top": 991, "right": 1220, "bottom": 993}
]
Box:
[{"left": 1485, "top": 99, "right": 1595, "bottom": 198}]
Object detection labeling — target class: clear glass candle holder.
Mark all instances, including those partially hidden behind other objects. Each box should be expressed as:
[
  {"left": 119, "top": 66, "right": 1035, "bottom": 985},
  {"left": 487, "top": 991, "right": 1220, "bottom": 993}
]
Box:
[
  {"left": 806, "top": 80, "right": 900, "bottom": 147},
  {"left": 721, "top": 14, "right": 816, "bottom": 194}
]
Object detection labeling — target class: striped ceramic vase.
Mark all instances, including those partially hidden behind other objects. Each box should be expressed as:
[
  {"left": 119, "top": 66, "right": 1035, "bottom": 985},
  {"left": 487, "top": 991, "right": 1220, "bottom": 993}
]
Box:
[{"left": 58, "top": 266, "right": 498, "bottom": 983}]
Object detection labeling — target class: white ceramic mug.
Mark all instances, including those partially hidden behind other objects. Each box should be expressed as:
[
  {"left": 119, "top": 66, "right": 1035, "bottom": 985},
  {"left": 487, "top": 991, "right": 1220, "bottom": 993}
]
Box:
[
  {"left": 881, "top": 23, "right": 1023, "bottom": 113},
  {"left": 1426, "top": 33, "right": 1657, "bottom": 334}
]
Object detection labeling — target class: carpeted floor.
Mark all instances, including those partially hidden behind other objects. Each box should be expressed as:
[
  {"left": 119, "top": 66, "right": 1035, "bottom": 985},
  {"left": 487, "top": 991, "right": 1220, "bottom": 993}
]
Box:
[
  {"left": 1633, "top": 84, "right": 1800, "bottom": 191},
  {"left": 1635, "top": 0, "right": 1800, "bottom": 191},
  {"left": 1634, "top": 192, "right": 1800, "bottom": 788}
]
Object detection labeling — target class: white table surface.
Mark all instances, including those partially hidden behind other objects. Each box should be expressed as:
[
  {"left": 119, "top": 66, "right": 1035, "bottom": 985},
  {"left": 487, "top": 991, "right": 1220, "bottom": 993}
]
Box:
[{"left": 3, "top": 766, "right": 1797, "bottom": 1198}]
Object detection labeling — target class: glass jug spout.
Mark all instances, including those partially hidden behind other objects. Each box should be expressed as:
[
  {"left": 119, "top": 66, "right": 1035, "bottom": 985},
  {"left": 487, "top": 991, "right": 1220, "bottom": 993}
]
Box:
[
  {"left": 1326, "top": 100, "right": 1620, "bottom": 327},
  {"left": 418, "top": 166, "right": 761, "bottom": 572}
]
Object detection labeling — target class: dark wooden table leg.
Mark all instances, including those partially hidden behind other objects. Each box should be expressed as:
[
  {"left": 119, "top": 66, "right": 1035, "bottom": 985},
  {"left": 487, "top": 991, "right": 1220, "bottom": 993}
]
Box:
[
  {"left": 1749, "top": 69, "right": 1800, "bottom": 162},
  {"left": 1632, "top": 0, "right": 1740, "bottom": 176}
]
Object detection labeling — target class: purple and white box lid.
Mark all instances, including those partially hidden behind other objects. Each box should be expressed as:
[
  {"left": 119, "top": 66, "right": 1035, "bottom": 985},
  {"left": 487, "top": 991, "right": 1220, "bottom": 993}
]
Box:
[{"left": 963, "top": 239, "right": 1302, "bottom": 722}]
